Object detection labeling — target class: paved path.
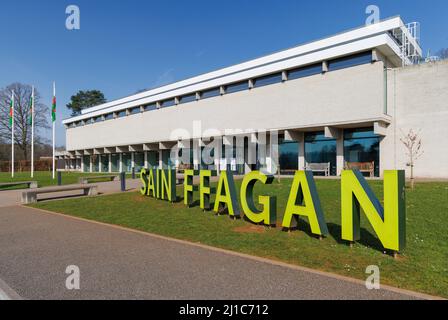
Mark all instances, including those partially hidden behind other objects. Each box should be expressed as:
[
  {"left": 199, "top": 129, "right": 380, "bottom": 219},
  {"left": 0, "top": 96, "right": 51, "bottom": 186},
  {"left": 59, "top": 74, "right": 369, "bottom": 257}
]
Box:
[
  {"left": 0, "top": 179, "right": 143, "bottom": 207},
  {"left": 0, "top": 204, "right": 430, "bottom": 300}
]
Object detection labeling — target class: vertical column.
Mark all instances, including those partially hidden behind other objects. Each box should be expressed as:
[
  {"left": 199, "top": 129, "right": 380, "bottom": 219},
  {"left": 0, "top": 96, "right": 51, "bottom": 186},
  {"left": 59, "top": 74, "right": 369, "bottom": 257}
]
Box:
[
  {"left": 89, "top": 156, "right": 93, "bottom": 173},
  {"left": 119, "top": 153, "right": 123, "bottom": 172},
  {"left": 99, "top": 155, "right": 102, "bottom": 173},
  {"left": 144, "top": 151, "right": 148, "bottom": 169},
  {"left": 298, "top": 133, "right": 305, "bottom": 170},
  {"left": 214, "top": 137, "right": 222, "bottom": 174},
  {"left": 81, "top": 157, "right": 84, "bottom": 172},
  {"left": 131, "top": 152, "right": 135, "bottom": 170},
  {"left": 336, "top": 134, "right": 344, "bottom": 176},
  {"left": 268, "top": 131, "right": 279, "bottom": 175},
  {"left": 193, "top": 139, "right": 200, "bottom": 170},
  {"left": 157, "top": 150, "right": 162, "bottom": 169},
  {"left": 108, "top": 154, "right": 112, "bottom": 173}
]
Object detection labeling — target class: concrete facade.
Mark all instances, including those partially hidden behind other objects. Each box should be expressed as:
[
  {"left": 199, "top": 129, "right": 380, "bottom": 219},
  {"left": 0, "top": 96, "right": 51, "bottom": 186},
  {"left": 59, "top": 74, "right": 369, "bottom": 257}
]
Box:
[{"left": 382, "top": 61, "right": 448, "bottom": 178}]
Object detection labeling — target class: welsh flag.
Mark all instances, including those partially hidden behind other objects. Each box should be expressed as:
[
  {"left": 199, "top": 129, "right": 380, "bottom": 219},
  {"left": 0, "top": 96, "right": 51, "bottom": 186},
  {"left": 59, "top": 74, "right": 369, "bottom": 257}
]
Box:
[
  {"left": 51, "top": 95, "right": 56, "bottom": 122},
  {"left": 9, "top": 96, "right": 13, "bottom": 126},
  {"left": 28, "top": 95, "right": 33, "bottom": 125}
]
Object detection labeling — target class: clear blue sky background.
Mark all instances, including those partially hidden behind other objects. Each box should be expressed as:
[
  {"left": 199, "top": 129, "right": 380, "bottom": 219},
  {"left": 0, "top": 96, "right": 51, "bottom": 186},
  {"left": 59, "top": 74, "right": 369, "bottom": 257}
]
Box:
[{"left": 0, "top": 0, "right": 447, "bottom": 147}]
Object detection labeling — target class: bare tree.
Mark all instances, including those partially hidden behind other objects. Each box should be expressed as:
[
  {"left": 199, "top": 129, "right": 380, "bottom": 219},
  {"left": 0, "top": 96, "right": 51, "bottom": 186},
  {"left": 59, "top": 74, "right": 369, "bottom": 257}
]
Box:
[
  {"left": 0, "top": 83, "right": 50, "bottom": 160},
  {"left": 400, "top": 129, "right": 424, "bottom": 189}
]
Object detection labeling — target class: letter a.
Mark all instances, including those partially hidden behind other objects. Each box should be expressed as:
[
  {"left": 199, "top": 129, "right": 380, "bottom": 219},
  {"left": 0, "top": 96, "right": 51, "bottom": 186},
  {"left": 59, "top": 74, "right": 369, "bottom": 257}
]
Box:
[{"left": 282, "top": 171, "right": 328, "bottom": 236}]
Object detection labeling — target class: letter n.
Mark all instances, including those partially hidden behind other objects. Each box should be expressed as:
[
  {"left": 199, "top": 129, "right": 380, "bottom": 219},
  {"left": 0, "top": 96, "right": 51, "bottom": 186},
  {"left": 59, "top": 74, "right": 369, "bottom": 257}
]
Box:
[
  {"left": 341, "top": 170, "right": 406, "bottom": 252},
  {"left": 161, "top": 169, "right": 176, "bottom": 202}
]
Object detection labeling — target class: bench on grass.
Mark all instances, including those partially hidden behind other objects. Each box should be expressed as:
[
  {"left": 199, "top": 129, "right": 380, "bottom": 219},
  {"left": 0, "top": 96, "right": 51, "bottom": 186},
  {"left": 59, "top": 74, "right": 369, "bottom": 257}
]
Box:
[
  {"left": 305, "top": 162, "right": 331, "bottom": 176},
  {"left": 21, "top": 184, "right": 98, "bottom": 204},
  {"left": 78, "top": 175, "right": 118, "bottom": 184},
  {"left": 0, "top": 181, "right": 38, "bottom": 190},
  {"left": 344, "top": 161, "right": 375, "bottom": 178}
]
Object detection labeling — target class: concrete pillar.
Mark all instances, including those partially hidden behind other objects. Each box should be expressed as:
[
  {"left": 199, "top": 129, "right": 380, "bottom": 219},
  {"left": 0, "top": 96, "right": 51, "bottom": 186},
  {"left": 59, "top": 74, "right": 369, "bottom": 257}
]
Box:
[
  {"left": 214, "top": 137, "right": 222, "bottom": 174},
  {"left": 119, "top": 153, "right": 123, "bottom": 172},
  {"left": 144, "top": 151, "right": 148, "bottom": 169},
  {"left": 81, "top": 158, "right": 84, "bottom": 172},
  {"left": 193, "top": 139, "right": 200, "bottom": 170},
  {"left": 108, "top": 154, "right": 112, "bottom": 173},
  {"left": 267, "top": 131, "right": 279, "bottom": 175},
  {"left": 159, "top": 150, "right": 163, "bottom": 169},
  {"left": 336, "top": 134, "right": 344, "bottom": 176},
  {"left": 131, "top": 152, "right": 135, "bottom": 169},
  {"left": 89, "top": 156, "right": 93, "bottom": 173},
  {"left": 99, "top": 155, "right": 102, "bottom": 173},
  {"left": 298, "top": 134, "right": 305, "bottom": 170}
]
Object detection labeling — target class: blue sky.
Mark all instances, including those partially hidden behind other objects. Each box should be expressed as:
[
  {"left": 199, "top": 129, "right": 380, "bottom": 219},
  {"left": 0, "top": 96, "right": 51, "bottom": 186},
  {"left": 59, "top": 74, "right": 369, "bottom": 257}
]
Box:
[{"left": 0, "top": 0, "right": 447, "bottom": 147}]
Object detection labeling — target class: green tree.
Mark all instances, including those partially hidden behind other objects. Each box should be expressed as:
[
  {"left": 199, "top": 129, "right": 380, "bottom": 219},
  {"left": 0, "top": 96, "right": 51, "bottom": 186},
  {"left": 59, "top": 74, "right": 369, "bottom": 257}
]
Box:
[{"left": 66, "top": 90, "right": 106, "bottom": 116}]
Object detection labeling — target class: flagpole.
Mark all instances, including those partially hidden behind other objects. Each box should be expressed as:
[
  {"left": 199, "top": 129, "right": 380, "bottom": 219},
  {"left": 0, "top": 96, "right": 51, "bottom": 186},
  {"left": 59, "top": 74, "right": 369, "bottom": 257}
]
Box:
[
  {"left": 31, "top": 86, "right": 35, "bottom": 178},
  {"left": 11, "top": 90, "right": 14, "bottom": 178},
  {"left": 52, "top": 82, "right": 56, "bottom": 180}
]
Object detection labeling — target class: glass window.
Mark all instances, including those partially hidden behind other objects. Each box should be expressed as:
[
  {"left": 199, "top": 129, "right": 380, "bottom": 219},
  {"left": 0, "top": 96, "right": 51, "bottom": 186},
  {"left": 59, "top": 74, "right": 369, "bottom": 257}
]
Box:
[
  {"left": 161, "top": 98, "right": 176, "bottom": 108},
  {"left": 93, "top": 116, "right": 103, "bottom": 123},
  {"left": 101, "top": 155, "right": 109, "bottom": 173},
  {"left": 130, "top": 107, "right": 140, "bottom": 115},
  {"left": 179, "top": 93, "right": 197, "bottom": 104},
  {"left": 77, "top": 121, "right": 84, "bottom": 127},
  {"left": 117, "top": 110, "right": 126, "bottom": 118},
  {"left": 328, "top": 51, "right": 372, "bottom": 71},
  {"left": 343, "top": 127, "right": 380, "bottom": 177},
  {"left": 122, "top": 153, "right": 132, "bottom": 172},
  {"left": 305, "top": 131, "right": 337, "bottom": 175},
  {"left": 111, "top": 154, "right": 119, "bottom": 172},
  {"left": 225, "top": 81, "right": 248, "bottom": 94},
  {"left": 144, "top": 103, "right": 157, "bottom": 112},
  {"left": 104, "top": 113, "right": 113, "bottom": 120},
  {"left": 201, "top": 87, "right": 221, "bottom": 99},
  {"left": 253, "top": 72, "right": 283, "bottom": 88},
  {"left": 279, "top": 139, "right": 298, "bottom": 175},
  {"left": 134, "top": 152, "right": 145, "bottom": 172},
  {"left": 288, "top": 63, "right": 322, "bottom": 80}
]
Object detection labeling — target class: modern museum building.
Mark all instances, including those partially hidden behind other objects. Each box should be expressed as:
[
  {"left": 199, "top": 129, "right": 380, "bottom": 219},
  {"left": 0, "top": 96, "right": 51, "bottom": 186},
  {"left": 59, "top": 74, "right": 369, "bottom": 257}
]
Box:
[{"left": 58, "top": 16, "right": 448, "bottom": 179}]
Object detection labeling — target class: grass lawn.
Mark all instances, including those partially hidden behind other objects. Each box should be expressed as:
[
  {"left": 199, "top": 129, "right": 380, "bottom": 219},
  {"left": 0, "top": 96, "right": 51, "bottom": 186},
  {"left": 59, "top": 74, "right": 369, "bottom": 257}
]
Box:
[
  {"left": 0, "top": 171, "right": 130, "bottom": 189},
  {"left": 31, "top": 178, "right": 448, "bottom": 298}
]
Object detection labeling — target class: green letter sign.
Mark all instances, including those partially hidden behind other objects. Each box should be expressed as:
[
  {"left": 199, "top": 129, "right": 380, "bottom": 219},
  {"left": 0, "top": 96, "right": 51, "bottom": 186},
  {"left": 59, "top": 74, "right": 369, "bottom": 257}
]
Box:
[
  {"left": 240, "top": 171, "right": 276, "bottom": 226},
  {"left": 282, "top": 171, "right": 328, "bottom": 236},
  {"left": 341, "top": 170, "right": 406, "bottom": 251}
]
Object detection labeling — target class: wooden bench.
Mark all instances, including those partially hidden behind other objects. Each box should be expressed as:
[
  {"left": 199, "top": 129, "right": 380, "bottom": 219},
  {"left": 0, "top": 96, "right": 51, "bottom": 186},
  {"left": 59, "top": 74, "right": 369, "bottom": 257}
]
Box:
[
  {"left": 0, "top": 181, "right": 38, "bottom": 190},
  {"left": 78, "top": 175, "right": 118, "bottom": 184},
  {"left": 345, "top": 161, "right": 375, "bottom": 177},
  {"left": 22, "top": 184, "right": 98, "bottom": 204},
  {"left": 305, "top": 162, "right": 330, "bottom": 176}
]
